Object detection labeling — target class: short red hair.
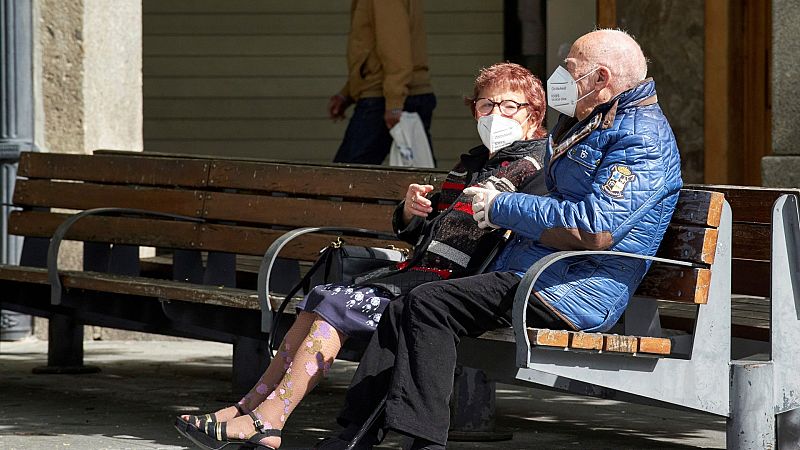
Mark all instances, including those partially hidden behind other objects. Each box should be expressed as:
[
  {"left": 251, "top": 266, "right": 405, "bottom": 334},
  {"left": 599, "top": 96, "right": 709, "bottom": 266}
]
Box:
[{"left": 467, "top": 62, "right": 547, "bottom": 138}]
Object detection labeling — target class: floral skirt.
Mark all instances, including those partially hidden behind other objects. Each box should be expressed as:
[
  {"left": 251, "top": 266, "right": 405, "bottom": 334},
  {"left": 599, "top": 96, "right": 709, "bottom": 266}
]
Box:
[{"left": 296, "top": 284, "right": 393, "bottom": 341}]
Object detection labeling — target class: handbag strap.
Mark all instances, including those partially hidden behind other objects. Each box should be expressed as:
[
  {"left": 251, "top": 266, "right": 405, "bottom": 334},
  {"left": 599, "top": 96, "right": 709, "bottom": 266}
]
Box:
[{"left": 268, "top": 245, "right": 335, "bottom": 352}]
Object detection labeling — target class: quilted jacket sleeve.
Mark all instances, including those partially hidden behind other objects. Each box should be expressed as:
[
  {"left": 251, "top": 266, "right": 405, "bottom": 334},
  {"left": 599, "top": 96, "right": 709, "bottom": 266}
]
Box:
[{"left": 488, "top": 133, "right": 673, "bottom": 250}]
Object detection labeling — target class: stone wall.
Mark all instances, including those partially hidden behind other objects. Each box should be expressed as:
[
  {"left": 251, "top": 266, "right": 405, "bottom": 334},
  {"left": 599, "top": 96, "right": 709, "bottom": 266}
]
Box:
[
  {"left": 617, "top": 0, "right": 705, "bottom": 183},
  {"left": 32, "top": 0, "right": 145, "bottom": 341},
  {"left": 762, "top": 0, "right": 800, "bottom": 187}
]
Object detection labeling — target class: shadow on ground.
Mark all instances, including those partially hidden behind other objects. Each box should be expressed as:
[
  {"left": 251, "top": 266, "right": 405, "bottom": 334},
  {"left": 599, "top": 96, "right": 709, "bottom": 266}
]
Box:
[{"left": 0, "top": 339, "right": 725, "bottom": 449}]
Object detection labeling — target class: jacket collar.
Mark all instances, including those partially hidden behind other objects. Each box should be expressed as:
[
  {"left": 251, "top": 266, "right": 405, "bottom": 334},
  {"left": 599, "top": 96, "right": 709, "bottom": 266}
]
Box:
[
  {"left": 460, "top": 139, "right": 548, "bottom": 173},
  {"left": 550, "top": 78, "right": 658, "bottom": 157}
]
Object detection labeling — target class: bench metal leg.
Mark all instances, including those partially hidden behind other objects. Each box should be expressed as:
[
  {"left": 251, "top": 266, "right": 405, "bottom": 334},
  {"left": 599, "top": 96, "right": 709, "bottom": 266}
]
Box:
[
  {"left": 727, "top": 360, "right": 775, "bottom": 449},
  {"left": 448, "top": 366, "right": 512, "bottom": 442},
  {"left": 232, "top": 335, "right": 271, "bottom": 396},
  {"left": 31, "top": 313, "right": 99, "bottom": 374}
]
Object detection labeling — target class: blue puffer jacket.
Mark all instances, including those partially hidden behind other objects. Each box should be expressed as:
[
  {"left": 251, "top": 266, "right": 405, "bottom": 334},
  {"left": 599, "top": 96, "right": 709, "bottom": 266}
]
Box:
[{"left": 487, "top": 79, "right": 682, "bottom": 332}]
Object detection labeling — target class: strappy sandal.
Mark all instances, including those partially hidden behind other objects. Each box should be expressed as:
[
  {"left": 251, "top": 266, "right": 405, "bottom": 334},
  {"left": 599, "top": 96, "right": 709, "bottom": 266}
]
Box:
[
  {"left": 174, "top": 403, "right": 249, "bottom": 432},
  {"left": 185, "top": 411, "right": 281, "bottom": 450}
]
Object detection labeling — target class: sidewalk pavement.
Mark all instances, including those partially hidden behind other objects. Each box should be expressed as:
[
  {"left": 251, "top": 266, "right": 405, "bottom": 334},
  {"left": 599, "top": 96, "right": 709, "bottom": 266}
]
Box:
[{"left": 0, "top": 338, "right": 725, "bottom": 449}]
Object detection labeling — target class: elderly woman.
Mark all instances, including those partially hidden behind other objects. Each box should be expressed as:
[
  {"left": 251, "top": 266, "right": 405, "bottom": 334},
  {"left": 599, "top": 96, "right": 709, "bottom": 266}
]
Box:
[{"left": 179, "top": 62, "right": 548, "bottom": 450}]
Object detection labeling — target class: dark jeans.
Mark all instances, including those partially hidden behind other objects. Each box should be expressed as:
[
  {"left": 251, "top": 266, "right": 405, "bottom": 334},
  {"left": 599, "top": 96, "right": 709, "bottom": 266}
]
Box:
[
  {"left": 333, "top": 93, "right": 437, "bottom": 165},
  {"left": 337, "top": 271, "right": 567, "bottom": 446}
]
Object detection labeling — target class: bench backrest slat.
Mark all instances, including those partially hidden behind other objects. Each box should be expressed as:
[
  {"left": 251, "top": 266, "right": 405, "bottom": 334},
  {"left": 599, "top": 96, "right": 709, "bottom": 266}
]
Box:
[
  {"left": 13, "top": 180, "right": 205, "bottom": 217},
  {"left": 202, "top": 192, "right": 397, "bottom": 232},
  {"left": 657, "top": 224, "right": 718, "bottom": 265},
  {"left": 690, "top": 184, "right": 800, "bottom": 298},
  {"left": 208, "top": 160, "right": 446, "bottom": 200},
  {"left": 635, "top": 264, "right": 711, "bottom": 304},
  {"left": 671, "top": 190, "right": 725, "bottom": 227},
  {"left": 10, "top": 211, "right": 408, "bottom": 258},
  {"left": 19, "top": 152, "right": 210, "bottom": 187}
]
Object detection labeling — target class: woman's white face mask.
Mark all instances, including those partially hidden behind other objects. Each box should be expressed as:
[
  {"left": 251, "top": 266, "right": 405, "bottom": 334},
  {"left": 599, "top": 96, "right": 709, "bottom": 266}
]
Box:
[{"left": 476, "top": 114, "right": 525, "bottom": 153}]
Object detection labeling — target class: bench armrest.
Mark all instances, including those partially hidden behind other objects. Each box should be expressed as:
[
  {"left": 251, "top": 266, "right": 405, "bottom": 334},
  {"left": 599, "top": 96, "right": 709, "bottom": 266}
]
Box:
[
  {"left": 512, "top": 250, "right": 698, "bottom": 367},
  {"left": 257, "top": 226, "right": 394, "bottom": 333},
  {"left": 47, "top": 207, "right": 204, "bottom": 305}
]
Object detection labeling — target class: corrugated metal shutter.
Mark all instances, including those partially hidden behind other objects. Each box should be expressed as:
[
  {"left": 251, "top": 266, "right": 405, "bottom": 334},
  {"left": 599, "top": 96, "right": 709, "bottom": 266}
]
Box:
[{"left": 143, "top": 0, "right": 503, "bottom": 168}]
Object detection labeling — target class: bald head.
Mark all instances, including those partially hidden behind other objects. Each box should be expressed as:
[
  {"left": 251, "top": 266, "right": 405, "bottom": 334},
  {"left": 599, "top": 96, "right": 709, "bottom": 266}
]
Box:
[{"left": 570, "top": 29, "right": 647, "bottom": 94}]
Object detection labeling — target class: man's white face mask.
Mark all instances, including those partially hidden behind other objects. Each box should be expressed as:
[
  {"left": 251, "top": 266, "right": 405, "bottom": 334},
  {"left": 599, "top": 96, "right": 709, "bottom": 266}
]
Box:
[
  {"left": 476, "top": 114, "right": 524, "bottom": 153},
  {"left": 546, "top": 65, "right": 598, "bottom": 117}
]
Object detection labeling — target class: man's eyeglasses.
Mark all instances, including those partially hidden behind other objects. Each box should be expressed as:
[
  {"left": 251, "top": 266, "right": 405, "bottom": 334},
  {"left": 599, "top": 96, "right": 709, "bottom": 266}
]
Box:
[{"left": 474, "top": 98, "right": 529, "bottom": 116}]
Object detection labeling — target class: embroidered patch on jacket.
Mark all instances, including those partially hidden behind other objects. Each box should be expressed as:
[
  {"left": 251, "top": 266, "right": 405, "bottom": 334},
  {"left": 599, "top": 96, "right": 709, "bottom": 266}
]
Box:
[{"left": 601, "top": 165, "right": 636, "bottom": 198}]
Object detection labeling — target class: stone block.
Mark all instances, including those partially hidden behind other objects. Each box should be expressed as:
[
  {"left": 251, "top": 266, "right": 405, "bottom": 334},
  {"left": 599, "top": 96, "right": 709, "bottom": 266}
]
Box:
[{"left": 762, "top": 156, "right": 800, "bottom": 188}]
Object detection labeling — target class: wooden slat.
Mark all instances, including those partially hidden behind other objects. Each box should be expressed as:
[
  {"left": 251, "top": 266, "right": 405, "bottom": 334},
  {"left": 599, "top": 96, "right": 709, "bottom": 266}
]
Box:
[
  {"left": 659, "top": 296, "right": 771, "bottom": 342},
  {"left": 0, "top": 265, "right": 49, "bottom": 284},
  {"left": 526, "top": 328, "right": 569, "bottom": 347},
  {"left": 732, "top": 258, "right": 770, "bottom": 297},
  {"left": 635, "top": 264, "right": 712, "bottom": 304},
  {"left": 18, "top": 152, "right": 210, "bottom": 187},
  {"left": 569, "top": 332, "right": 604, "bottom": 351},
  {"left": 689, "top": 185, "right": 800, "bottom": 224},
  {"left": 527, "top": 328, "right": 670, "bottom": 356},
  {"left": 59, "top": 270, "right": 259, "bottom": 309},
  {"left": 9, "top": 211, "right": 204, "bottom": 249},
  {"left": 202, "top": 192, "right": 396, "bottom": 232},
  {"left": 603, "top": 334, "right": 638, "bottom": 353},
  {"left": 657, "top": 224, "right": 719, "bottom": 264},
  {"left": 638, "top": 336, "right": 672, "bottom": 355},
  {"left": 208, "top": 160, "right": 446, "bottom": 199},
  {"left": 198, "top": 223, "right": 409, "bottom": 260},
  {"left": 671, "top": 189, "right": 725, "bottom": 227},
  {"left": 9, "top": 211, "right": 409, "bottom": 259},
  {"left": 732, "top": 222, "right": 771, "bottom": 261},
  {"left": 13, "top": 180, "right": 205, "bottom": 217}
]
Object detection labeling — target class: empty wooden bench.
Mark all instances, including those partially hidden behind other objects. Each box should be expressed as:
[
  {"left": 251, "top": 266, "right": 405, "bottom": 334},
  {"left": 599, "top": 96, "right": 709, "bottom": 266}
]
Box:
[{"left": 0, "top": 150, "right": 444, "bottom": 391}]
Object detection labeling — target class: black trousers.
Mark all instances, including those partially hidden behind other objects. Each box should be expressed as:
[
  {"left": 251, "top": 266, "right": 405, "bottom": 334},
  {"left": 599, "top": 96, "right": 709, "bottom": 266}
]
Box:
[{"left": 337, "top": 271, "right": 567, "bottom": 446}]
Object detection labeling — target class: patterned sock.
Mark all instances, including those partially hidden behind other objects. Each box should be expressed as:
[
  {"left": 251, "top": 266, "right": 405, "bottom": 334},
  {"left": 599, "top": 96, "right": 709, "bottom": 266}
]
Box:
[
  {"left": 220, "top": 317, "right": 345, "bottom": 447},
  {"left": 183, "top": 312, "right": 317, "bottom": 427}
]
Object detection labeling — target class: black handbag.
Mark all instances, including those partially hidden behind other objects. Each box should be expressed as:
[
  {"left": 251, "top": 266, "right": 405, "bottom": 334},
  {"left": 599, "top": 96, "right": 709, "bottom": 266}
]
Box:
[
  {"left": 269, "top": 237, "right": 406, "bottom": 351},
  {"left": 306, "top": 238, "right": 407, "bottom": 289}
]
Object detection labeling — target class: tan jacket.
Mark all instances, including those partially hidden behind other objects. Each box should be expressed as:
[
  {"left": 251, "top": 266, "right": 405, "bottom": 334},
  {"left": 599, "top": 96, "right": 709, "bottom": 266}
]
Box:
[{"left": 340, "top": 0, "right": 433, "bottom": 111}]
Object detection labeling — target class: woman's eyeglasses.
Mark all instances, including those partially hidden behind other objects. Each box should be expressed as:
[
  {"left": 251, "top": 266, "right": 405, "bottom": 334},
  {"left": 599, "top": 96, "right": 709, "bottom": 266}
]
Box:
[{"left": 474, "top": 98, "right": 529, "bottom": 116}]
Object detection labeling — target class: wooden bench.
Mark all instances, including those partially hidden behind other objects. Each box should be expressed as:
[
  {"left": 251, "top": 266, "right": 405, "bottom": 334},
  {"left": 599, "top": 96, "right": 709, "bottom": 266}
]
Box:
[
  {"left": 5, "top": 150, "right": 799, "bottom": 445},
  {"left": 0, "top": 150, "right": 443, "bottom": 392},
  {"left": 258, "top": 187, "right": 728, "bottom": 438},
  {"left": 489, "top": 185, "right": 800, "bottom": 447}
]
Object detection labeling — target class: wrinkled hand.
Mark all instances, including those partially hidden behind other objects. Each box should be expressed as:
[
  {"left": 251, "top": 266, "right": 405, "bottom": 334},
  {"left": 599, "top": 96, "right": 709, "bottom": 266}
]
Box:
[
  {"left": 328, "top": 94, "right": 353, "bottom": 121},
  {"left": 402, "top": 183, "right": 434, "bottom": 223},
  {"left": 384, "top": 109, "right": 402, "bottom": 129},
  {"left": 463, "top": 182, "right": 501, "bottom": 229}
]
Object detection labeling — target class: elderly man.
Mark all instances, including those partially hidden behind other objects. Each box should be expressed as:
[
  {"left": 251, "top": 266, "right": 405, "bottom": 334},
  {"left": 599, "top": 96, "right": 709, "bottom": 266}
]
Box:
[{"left": 319, "top": 29, "right": 682, "bottom": 450}]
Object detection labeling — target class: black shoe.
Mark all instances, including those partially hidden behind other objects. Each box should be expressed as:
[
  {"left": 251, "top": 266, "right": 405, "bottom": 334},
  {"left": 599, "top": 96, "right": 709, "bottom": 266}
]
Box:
[
  {"left": 185, "top": 411, "right": 280, "bottom": 450},
  {"left": 176, "top": 403, "right": 249, "bottom": 432}
]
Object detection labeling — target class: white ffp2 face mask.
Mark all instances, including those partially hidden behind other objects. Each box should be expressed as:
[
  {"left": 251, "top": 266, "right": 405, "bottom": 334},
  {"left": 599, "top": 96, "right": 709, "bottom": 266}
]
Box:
[
  {"left": 476, "top": 114, "right": 524, "bottom": 153},
  {"left": 546, "top": 65, "right": 598, "bottom": 117}
]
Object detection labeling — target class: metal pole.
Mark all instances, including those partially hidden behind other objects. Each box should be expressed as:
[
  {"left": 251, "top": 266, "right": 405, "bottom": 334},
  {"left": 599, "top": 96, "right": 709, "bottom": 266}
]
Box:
[
  {"left": 0, "top": 0, "right": 34, "bottom": 341},
  {"left": 728, "top": 360, "right": 776, "bottom": 450}
]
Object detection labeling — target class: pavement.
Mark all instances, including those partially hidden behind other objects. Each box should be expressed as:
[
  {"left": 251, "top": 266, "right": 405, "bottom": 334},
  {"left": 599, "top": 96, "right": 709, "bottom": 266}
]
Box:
[{"left": 0, "top": 337, "right": 725, "bottom": 449}]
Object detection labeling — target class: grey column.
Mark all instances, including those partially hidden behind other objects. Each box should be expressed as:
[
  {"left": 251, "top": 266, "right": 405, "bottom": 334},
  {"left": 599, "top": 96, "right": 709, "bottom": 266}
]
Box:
[{"left": 0, "top": 0, "right": 34, "bottom": 340}]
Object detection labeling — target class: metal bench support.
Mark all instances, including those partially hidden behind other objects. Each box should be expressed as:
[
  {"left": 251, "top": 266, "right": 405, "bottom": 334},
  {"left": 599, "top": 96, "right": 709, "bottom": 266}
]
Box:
[{"left": 512, "top": 202, "right": 732, "bottom": 416}]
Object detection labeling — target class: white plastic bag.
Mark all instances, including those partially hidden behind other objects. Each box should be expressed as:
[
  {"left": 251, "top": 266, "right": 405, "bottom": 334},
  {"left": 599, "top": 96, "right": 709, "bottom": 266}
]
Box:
[{"left": 389, "top": 112, "right": 435, "bottom": 168}]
